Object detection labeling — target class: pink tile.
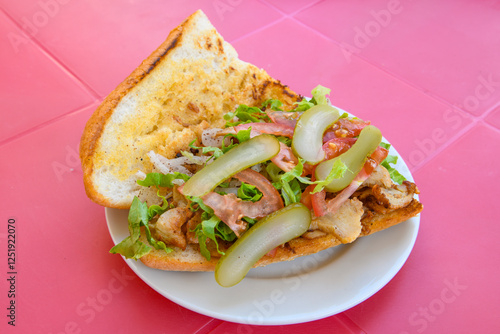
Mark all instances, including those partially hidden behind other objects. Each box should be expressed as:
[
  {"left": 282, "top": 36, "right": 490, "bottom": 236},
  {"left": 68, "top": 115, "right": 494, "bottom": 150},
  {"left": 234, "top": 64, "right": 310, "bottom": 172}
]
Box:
[
  {"left": 296, "top": 0, "right": 500, "bottom": 116},
  {"left": 209, "top": 313, "right": 364, "bottom": 334},
  {"left": 0, "top": 105, "right": 212, "bottom": 333},
  {"left": 484, "top": 103, "right": 500, "bottom": 130},
  {"left": 345, "top": 124, "right": 500, "bottom": 333},
  {"left": 0, "top": 0, "right": 281, "bottom": 97},
  {"left": 233, "top": 19, "right": 473, "bottom": 170},
  {"left": 261, "top": 0, "right": 320, "bottom": 14},
  {"left": 0, "top": 11, "right": 93, "bottom": 144}
]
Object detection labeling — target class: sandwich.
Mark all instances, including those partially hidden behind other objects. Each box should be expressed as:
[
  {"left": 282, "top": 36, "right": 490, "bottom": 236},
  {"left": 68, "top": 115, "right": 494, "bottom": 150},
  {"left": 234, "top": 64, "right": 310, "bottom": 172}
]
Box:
[{"left": 80, "top": 10, "right": 423, "bottom": 287}]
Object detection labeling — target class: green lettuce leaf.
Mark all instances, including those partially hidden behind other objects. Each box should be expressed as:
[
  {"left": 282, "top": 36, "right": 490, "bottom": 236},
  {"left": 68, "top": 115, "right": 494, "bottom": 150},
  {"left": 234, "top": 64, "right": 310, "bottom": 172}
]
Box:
[
  {"left": 237, "top": 182, "right": 263, "bottom": 202},
  {"left": 137, "top": 172, "right": 190, "bottom": 188},
  {"left": 266, "top": 160, "right": 314, "bottom": 206},
  {"left": 221, "top": 127, "right": 252, "bottom": 153},
  {"left": 190, "top": 196, "right": 237, "bottom": 261},
  {"left": 311, "top": 158, "right": 348, "bottom": 194},
  {"left": 380, "top": 142, "right": 407, "bottom": 184},
  {"left": 110, "top": 196, "right": 172, "bottom": 259},
  {"left": 224, "top": 104, "right": 270, "bottom": 127},
  {"left": 109, "top": 236, "right": 151, "bottom": 260},
  {"left": 311, "top": 85, "right": 331, "bottom": 106},
  {"left": 262, "top": 99, "right": 283, "bottom": 111},
  {"left": 293, "top": 98, "right": 315, "bottom": 111}
]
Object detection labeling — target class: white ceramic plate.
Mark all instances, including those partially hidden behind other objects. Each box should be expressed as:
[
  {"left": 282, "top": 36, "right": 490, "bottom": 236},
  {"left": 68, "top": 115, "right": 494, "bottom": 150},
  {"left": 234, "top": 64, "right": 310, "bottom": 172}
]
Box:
[{"left": 105, "top": 115, "right": 420, "bottom": 325}]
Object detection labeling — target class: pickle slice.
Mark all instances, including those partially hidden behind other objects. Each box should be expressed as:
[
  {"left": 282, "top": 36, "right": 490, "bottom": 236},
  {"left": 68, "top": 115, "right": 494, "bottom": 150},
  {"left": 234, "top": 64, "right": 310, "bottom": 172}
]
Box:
[
  {"left": 292, "top": 105, "right": 340, "bottom": 164},
  {"left": 181, "top": 135, "right": 280, "bottom": 197},
  {"left": 215, "top": 203, "right": 311, "bottom": 287},
  {"left": 315, "top": 125, "right": 382, "bottom": 192}
]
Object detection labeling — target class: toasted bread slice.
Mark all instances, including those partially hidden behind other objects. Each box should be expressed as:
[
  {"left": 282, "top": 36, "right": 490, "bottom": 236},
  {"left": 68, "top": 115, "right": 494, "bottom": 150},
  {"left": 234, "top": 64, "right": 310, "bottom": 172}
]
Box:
[{"left": 80, "top": 10, "right": 300, "bottom": 209}]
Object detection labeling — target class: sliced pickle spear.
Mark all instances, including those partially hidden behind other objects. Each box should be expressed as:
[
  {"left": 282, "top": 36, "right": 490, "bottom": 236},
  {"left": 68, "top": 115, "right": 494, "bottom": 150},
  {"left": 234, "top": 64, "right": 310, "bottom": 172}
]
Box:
[
  {"left": 215, "top": 203, "right": 311, "bottom": 287},
  {"left": 292, "top": 105, "right": 340, "bottom": 164},
  {"left": 182, "top": 135, "right": 280, "bottom": 197},
  {"left": 315, "top": 125, "right": 382, "bottom": 192}
]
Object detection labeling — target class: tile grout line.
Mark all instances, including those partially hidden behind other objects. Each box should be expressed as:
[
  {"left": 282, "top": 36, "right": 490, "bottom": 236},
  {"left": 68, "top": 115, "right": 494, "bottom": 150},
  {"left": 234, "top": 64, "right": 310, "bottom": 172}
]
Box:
[
  {"left": 192, "top": 318, "right": 223, "bottom": 334},
  {"left": 229, "top": 0, "right": 325, "bottom": 44},
  {"left": 336, "top": 313, "right": 368, "bottom": 334},
  {"left": 412, "top": 113, "right": 500, "bottom": 174},
  {"left": 481, "top": 119, "right": 500, "bottom": 134},
  {"left": 411, "top": 121, "right": 477, "bottom": 174},
  {"left": 258, "top": 0, "right": 326, "bottom": 17},
  {"left": 412, "top": 98, "right": 500, "bottom": 173},
  {"left": 0, "top": 101, "right": 98, "bottom": 148},
  {"left": 229, "top": 16, "right": 285, "bottom": 44},
  {"left": 0, "top": 7, "right": 101, "bottom": 102}
]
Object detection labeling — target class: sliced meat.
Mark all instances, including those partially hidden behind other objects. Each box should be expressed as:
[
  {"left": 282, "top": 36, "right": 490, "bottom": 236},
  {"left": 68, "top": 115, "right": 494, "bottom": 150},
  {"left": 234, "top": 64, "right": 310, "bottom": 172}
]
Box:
[
  {"left": 301, "top": 230, "right": 327, "bottom": 239},
  {"left": 185, "top": 211, "right": 202, "bottom": 244},
  {"left": 266, "top": 110, "right": 302, "bottom": 127},
  {"left": 372, "top": 181, "right": 419, "bottom": 210},
  {"left": 272, "top": 142, "right": 299, "bottom": 172},
  {"left": 202, "top": 168, "right": 284, "bottom": 236},
  {"left": 154, "top": 207, "right": 193, "bottom": 250},
  {"left": 235, "top": 122, "right": 294, "bottom": 138},
  {"left": 172, "top": 185, "right": 189, "bottom": 207},
  {"left": 311, "top": 198, "right": 364, "bottom": 243},
  {"left": 361, "top": 165, "right": 392, "bottom": 188},
  {"left": 202, "top": 192, "right": 248, "bottom": 236}
]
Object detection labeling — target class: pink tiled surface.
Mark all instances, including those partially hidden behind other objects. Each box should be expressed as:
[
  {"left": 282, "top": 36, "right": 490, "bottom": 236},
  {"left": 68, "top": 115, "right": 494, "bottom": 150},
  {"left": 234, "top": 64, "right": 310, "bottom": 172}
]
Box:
[{"left": 1, "top": 1, "right": 498, "bottom": 333}]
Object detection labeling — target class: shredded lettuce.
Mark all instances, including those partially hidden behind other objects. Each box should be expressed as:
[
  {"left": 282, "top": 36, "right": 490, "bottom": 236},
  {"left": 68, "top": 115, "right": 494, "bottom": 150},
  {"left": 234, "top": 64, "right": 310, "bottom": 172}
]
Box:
[
  {"left": 111, "top": 172, "right": 192, "bottom": 259},
  {"left": 262, "top": 99, "right": 283, "bottom": 111},
  {"left": 110, "top": 197, "right": 172, "bottom": 259},
  {"left": 224, "top": 104, "right": 270, "bottom": 127},
  {"left": 293, "top": 98, "right": 315, "bottom": 111},
  {"left": 237, "top": 182, "right": 263, "bottom": 202},
  {"left": 221, "top": 127, "right": 252, "bottom": 152},
  {"left": 380, "top": 142, "right": 407, "bottom": 184},
  {"left": 266, "top": 159, "right": 314, "bottom": 206},
  {"left": 379, "top": 142, "right": 391, "bottom": 150},
  {"left": 137, "top": 172, "right": 190, "bottom": 188},
  {"left": 189, "top": 196, "right": 237, "bottom": 261},
  {"left": 311, "top": 85, "right": 331, "bottom": 106},
  {"left": 266, "top": 157, "right": 348, "bottom": 199},
  {"left": 311, "top": 158, "right": 348, "bottom": 194},
  {"left": 188, "top": 178, "right": 264, "bottom": 261},
  {"left": 189, "top": 140, "right": 224, "bottom": 160},
  {"left": 292, "top": 85, "right": 331, "bottom": 112}
]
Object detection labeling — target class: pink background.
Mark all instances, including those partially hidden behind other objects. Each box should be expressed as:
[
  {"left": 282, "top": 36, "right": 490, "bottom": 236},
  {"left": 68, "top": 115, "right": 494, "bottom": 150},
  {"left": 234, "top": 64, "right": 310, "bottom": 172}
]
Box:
[{"left": 1, "top": 0, "right": 499, "bottom": 333}]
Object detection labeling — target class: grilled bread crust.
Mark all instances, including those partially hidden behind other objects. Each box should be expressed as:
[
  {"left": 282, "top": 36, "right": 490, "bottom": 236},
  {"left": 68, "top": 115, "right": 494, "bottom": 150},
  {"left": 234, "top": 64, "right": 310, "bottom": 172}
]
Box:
[{"left": 80, "top": 10, "right": 300, "bottom": 209}]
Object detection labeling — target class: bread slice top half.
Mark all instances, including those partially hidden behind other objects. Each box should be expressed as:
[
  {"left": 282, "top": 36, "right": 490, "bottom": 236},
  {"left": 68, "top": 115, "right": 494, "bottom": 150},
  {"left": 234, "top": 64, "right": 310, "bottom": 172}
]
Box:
[{"left": 80, "top": 10, "right": 301, "bottom": 209}]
